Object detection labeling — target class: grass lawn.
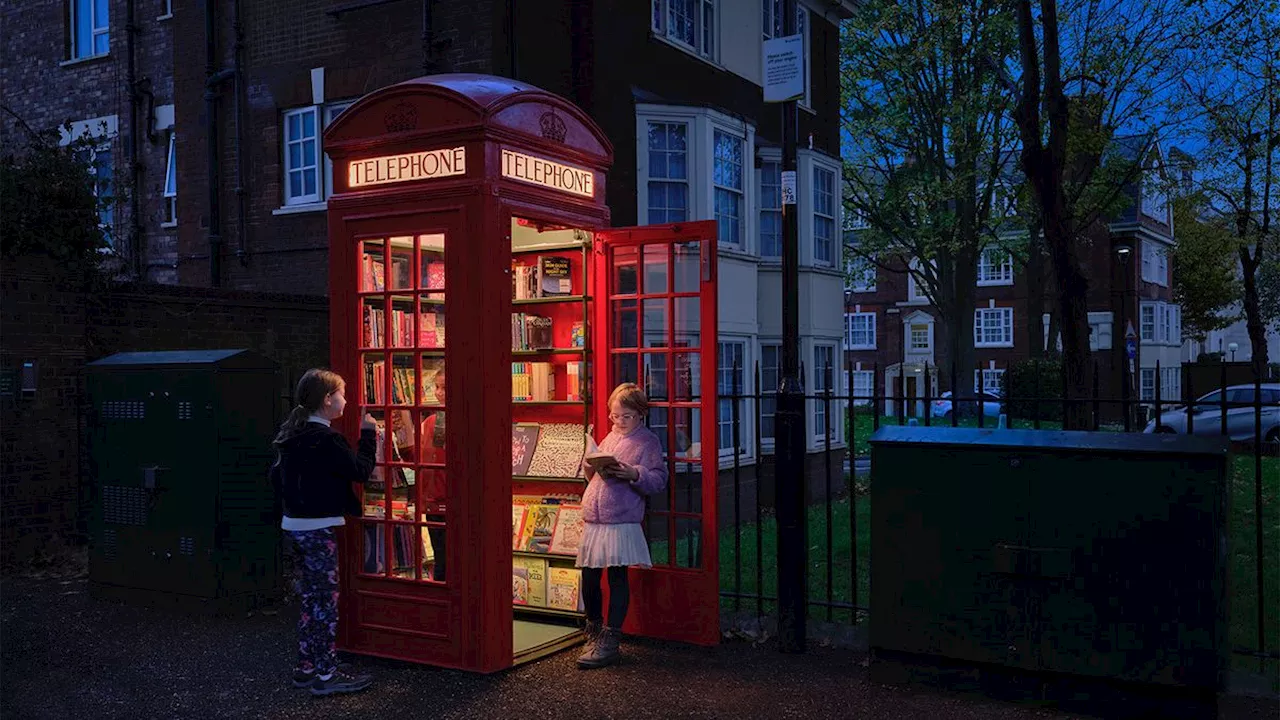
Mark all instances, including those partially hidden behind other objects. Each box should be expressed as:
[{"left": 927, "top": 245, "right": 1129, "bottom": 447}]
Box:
[{"left": 676, "top": 453, "right": 1277, "bottom": 674}]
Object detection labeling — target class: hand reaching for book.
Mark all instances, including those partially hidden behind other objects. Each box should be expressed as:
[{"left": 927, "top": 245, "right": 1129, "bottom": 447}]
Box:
[{"left": 361, "top": 413, "right": 378, "bottom": 431}]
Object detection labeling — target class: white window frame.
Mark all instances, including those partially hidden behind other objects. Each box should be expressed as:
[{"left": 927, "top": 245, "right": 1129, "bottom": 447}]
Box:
[
  {"left": 1141, "top": 174, "right": 1168, "bottom": 224},
  {"left": 844, "top": 312, "right": 876, "bottom": 350},
  {"left": 1140, "top": 301, "right": 1181, "bottom": 346},
  {"left": 70, "top": 0, "right": 110, "bottom": 60},
  {"left": 713, "top": 129, "right": 745, "bottom": 250},
  {"left": 282, "top": 106, "right": 320, "bottom": 206},
  {"left": 908, "top": 322, "right": 932, "bottom": 352},
  {"left": 279, "top": 100, "right": 351, "bottom": 210},
  {"left": 717, "top": 340, "right": 748, "bottom": 459},
  {"left": 851, "top": 369, "right": 874, "bottom": 407},
  {"left": 976, "top": 249, "right": 1014, "bottom": 286},
  {"left": 906, "top": 259, "right": 931, "bottom": 303},
  {"left": 1140, "top": 368, "right": 1156, "bottom": 401},
  {"left": 973, "top": 368, "right": 1006, "bottom": 396},
  {"left": 974, "top": 307, "right": 1014, "bottom": 348},
  {"left": 652, "top": 0, "right": 717, "bottom": 62},
  {"left": 158, "top": 0, "right": 173, "bottom": 20},
  {"left": 161, "top": 131, "right": 177, "bottom": 227},
  {"left": 759, "top": 342, "right": 780, "bottom": 449},
  {"left": 758, "top": 155, "right": 782, "bottom": 260},
  {"left": 636, "top": 105, "right": 755, "bottom": 253},
  {"left": 812, "top": 165, "right": 836, "bottom": 266},
  {"left": 811, "top": 344, "right": 837, "bottom": 444},
  {"left": 644, "top": 119, "right": 691, "bottom": 225},
  {"left": 1141, "top": 240, "right": 1169, "bottom": 286}
]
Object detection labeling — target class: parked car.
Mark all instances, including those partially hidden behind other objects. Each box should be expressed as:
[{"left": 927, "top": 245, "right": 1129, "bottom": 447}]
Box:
[
  {"left": 931, "top": 391, "right": 1002, "bottom": 421},
  {"left": 1143, "top": 383, "right": 1280, "bottom": 443}
]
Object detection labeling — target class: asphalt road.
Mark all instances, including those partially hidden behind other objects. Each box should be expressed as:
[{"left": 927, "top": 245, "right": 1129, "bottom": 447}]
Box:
[{"left": 1, "top": 575, "right": 1273, "bottom": 720}]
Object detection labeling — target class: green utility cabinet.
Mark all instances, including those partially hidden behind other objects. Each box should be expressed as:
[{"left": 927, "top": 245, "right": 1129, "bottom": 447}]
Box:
[
  {"left": 869, "top": 427, "right": 1229, "bottom": 714},
  {"left": 86, "top": 350, "right": 280, "bottom": 612}
]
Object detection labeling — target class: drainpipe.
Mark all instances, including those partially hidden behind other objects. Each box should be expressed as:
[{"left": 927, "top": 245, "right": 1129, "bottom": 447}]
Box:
[
  {"left": 233, "top": 0, "right": 248, "bottom": 266},
  {"left": 204, "top": 0, "right": 223, "bottom": 286},
  {"left": 126, "top": 0, "right": 144, "bottom": 279}
]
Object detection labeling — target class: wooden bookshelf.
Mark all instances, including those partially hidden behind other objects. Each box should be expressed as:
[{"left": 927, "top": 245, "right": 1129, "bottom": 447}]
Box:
[
  {"left": 512, "top": 348, "right": 584, "bottom": 357},
  {"left": 511, "top": 475, "right": 585, "bottom": 484},
  {"left": 513, "top": 605, "right": 582, "bottom": 620},
  {"left": 512, "top": 549, "right": 577, "bottom": 561},
  {"left": 512, "top": 295, "right": 586, "bottom": 306}
]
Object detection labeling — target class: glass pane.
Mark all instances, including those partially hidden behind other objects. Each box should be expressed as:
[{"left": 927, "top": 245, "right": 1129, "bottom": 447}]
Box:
[
  {"left": 361, "top": 298, "right": 385, "bottom": 349},
  {"left": 389, "top": 237, "right": 414, "bottom": 291},
  {"left": 643, "top": 244, "right": 669, "bottom": 294},
  {"left": 391, "top": 476, "right": 415, "bottom": 521},
  {"left": 672, "top": 353, "right": 702, "bottom": 403},
  {"left": 418, "top": 294, "right": 445, "bottom": 349},
  {"left": 361, "top": 523, "right": 386, "bottom": 575},
  {"left": 673, "top": 297, "right": 700, "bottom": 349},
  {"left": 389, "top": 297, "right": 415, "bottom": 349},
  {"left": 422, "top": 519, "right": 446, "bottom": 582},
  {"left": 361, "top": 240, "right": 386, "bottom": 292},
  {"left": 642, "top": 352, "right": 668, "bottom": 403},
  {"left": 672, "top": 406, "right": 702, "bottom": 459},
  {"left": 613, "top": 299, "right": 638, "bottom": 348},
  {"left": 389, "top": 353, "right": 415, "bottom": 405},
  {"left": 362, "top": 354, "right": 387, "bottom": 406},
  {"left": 613, "top": 353, "right": 638, "bottom": 387},
  {"left": 648, "top": 405, "right": 671, "bottom": 455},
  {"left": 418, "top": 234, "right": 445, "bottom": 290},
  {"left": 386, "top": 409, "right": 416, "bottom": 479},
  {"left": 674, "top": 517, "right": 703, "bottom": 569},
  {"left": 674, "top": 241, "right": 700, "bottom": 293},
  {"left": 420, "top": 356, "right": 445, "bottom": 406},
  {"left": 418, "top": 468, "right": 446, "bottom": 505},
  {"left": 642, "top": 299, "right": 668, "bottom": 348},
  {"left": 613, "top": 246, "right": 638, "bottom": 295},
  {"left": 304, "top": 169, "right": 317, "bottom": 196},
  {"left": 673, "top": 462, "right": 703, "bottom": 513},
  {"left": 418, "top": 410, "right": 446, "bottom": 464},
  {"left": 390, "top": 524, "right": 416, "bottom": 579},
  {"left": 646, "top": 512, "right": 670, "bottom": 567}
]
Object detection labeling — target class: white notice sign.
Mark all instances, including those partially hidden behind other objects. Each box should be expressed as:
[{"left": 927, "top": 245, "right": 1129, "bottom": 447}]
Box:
[
  {"left": 781, "top": 170, "right": 797, "bottom": 206},
  {"left": 763, "top": 35, "right": 805, "bottom": 103}
]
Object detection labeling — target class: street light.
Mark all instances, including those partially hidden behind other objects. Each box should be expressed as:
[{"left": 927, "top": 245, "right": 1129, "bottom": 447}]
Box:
[{"left": 1114, "top": 237, "right": 1136, "bottom": 424}]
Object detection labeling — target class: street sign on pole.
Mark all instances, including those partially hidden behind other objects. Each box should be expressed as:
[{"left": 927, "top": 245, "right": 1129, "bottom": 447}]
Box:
[{"left": 763, "top": 34, "right": 806, "bottom": 103}]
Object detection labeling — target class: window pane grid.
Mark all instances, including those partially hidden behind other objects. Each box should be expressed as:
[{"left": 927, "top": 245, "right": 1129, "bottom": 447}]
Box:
[
  {"left": 713, "top": 131, "right": 743, "bottom": 248},
  {"left": 813, "top": 167, "right": 834, "bottom": 264},
  {"left": 974, "top": 308, "right": 1012, "bottom": 347},
  {"left": 284, "top": 107, "right": 319, "bottom": 204},
  {"left": 648, "top": 122, "right": 689, "bottom": 224},
  {"left": 759, "top": 160, "right": 781, "bottom": 258}
]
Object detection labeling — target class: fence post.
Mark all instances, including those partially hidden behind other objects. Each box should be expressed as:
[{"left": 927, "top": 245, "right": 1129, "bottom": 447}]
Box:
[
  {"left": 753, "top": 361, "right": 763, "bottom": 619},
  {"left": 873, "top": 362, "right": 881, "bottom": 432},
  {"left": 1254, "top": 371, "right": 1267, "bottom": 671},
  {"left": 1154, "top": 359, "right": 1162, "bottom": 432},
  {"left": 949, "top": 360, "right": 958, "bottom": 427},
  {"left": 1220, "top": 359, "right": 1228, "bottom": 436},
  {"left": 847, "top": 357, "right": 858, "bottom": 624},
  {"left": 732, "top": 356, "right": 742, "bottom": 613},
  {"left": 1092, "top": 359, "right": 1101, "bottom": 431},
  {"left": 923, "top": 362, "right": 932, "bottom": 426},
  {"left": 823, "top": 362, "right": 833, "bottom": 622}
]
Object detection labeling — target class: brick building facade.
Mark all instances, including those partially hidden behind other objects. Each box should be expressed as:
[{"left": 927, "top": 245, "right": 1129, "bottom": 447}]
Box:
[
  {"left": 2, "top": 0, "right": 179, "bottom": 283},
  {"left": 842, "top": 141, "right": 1182, "bottom": 415}
]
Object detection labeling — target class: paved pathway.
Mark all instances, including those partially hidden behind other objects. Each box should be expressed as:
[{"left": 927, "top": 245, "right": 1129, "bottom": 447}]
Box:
[{"left": 1, "top": 575, "right": 1272, "bottom": 719}]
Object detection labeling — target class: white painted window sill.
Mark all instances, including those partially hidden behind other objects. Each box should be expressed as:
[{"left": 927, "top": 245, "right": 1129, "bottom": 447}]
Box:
[
  {"left": 273, "top": 202, "right": 328, "bottom": 216},
  {"left": 977, "top": 279, "right": 1014, "bottom": 287},
  {"left": 157, "top": 13, "right": 173, "bottom": 21},
  {"left": 160, "top": 221, "right": 177, "bottom": 229},
  {"left": 61, "top": 54, "right": 110, "bottom": 68}
]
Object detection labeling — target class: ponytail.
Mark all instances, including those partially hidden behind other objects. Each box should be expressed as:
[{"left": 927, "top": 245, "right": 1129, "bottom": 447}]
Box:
[
  {"left": 273, "top": 404, "right": 312, "bottom": 445},
  {"left": 274, "top": 369, "right": 345, "bottom": 445}
]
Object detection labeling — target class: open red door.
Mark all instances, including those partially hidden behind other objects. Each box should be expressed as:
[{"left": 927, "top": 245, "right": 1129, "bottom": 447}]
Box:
[{"left": 593, "top": 221, "right": 719, "bottom": 646}]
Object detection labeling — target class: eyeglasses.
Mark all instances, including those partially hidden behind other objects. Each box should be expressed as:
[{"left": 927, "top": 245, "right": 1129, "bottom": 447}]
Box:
[{"left": 609, "top": 413, "right": 639, "bottom": 422}]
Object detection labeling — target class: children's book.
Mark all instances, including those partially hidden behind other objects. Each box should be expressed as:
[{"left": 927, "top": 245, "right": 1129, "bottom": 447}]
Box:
[
  {"left": 512, "top": 557, "right": 548, "bottom": 607},
  {"left": 520, "top": 504, "right": 560, "bottom": 554},
  {"left": 511, "top": 423, "right": 541, "bottom": 476},
  {"left": 547, "top": 567, "right": 583, "bottom": 612},
  {"left": 512, "top": 565, "right": 530, "bottom": 605},
  {"left": 548, "top": 504, "right": 584, "bottom": 556}
]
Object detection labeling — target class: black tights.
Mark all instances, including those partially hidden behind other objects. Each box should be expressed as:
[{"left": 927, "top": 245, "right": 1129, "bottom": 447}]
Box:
[{"left": 581, "top": 566, "right": 629, "bottom": 628}]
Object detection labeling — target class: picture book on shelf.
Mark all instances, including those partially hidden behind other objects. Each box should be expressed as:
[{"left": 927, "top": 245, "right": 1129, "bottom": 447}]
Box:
[
  {"left": 512, "top": 566, "right": 529, "bottom": 605},
  {"left": 525, "top": 423, "right": 590, "bottom": 478},
  {"left": 518, "top": 504, "right": 560, "bottom": 553},
  {"left": 547, "top": 567, "right": 584, "bottom": 612},
  {"left": 511, "top": 423, "right": 540, "bottom": 476},
  {"left": 548, "top": 504, "right": 584, "bottom": 556},
  {"left": 512, "top": 557, "right": 548, "bottom": 607}
]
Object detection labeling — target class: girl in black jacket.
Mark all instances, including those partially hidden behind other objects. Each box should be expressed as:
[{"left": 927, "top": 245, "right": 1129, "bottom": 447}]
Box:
[{"left": 270, "top": 368, "right": 376, "bottom": 696}]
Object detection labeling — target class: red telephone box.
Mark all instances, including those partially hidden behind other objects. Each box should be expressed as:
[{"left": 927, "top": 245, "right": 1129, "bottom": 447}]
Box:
[{"left": 322, "top": 74, "right": 719, "bottom": 672}]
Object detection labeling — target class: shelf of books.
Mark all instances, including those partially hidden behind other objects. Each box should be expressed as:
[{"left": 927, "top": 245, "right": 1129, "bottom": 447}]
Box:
[
  {"left": 357, "top": 233, "right": 450, "bottom": 585},
  {"left": 509, "top": 219, "right": 593, "bottom": 638}
]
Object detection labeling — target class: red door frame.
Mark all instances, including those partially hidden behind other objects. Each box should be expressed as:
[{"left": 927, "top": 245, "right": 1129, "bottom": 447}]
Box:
[{"left": 594, "top": 221, "right": 720, "bottom": 647}]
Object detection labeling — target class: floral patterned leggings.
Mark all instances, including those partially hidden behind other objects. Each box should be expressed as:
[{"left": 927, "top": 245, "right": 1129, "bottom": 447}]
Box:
[{"left": 290, "top": 528, "right": 339, "bottom": 676}]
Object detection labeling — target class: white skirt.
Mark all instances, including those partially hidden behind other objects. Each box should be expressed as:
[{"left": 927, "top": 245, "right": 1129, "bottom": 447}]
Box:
[{"left": 575, "top": 522, "right": 652, "bottom": 569}]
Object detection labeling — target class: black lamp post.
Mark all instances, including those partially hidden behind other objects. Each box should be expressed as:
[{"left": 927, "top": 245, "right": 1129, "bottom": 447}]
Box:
[{"left": 1114, "top": 237, "right": 1135, "bottom": 420}]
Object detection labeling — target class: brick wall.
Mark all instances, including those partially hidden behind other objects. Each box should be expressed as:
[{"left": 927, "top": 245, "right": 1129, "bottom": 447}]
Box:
[
  {"left": 1, "top": 256, "right": 329, "bottom": 567},
  {"left": 0, "top": 0, "right": 177, "bottom": 284},
  {"left": 173, "top": 0, "right": 496, "bottom": 293}
]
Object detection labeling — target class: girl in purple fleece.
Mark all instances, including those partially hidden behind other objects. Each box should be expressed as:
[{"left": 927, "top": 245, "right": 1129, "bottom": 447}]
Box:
[{"left": 575, "top": 383, "right": 667, "bottom": 669}]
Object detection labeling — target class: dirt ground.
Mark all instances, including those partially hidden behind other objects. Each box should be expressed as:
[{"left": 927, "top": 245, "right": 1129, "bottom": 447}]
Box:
[{"left": 1, "top": 574, "right": 1275, "bottom": 720}]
